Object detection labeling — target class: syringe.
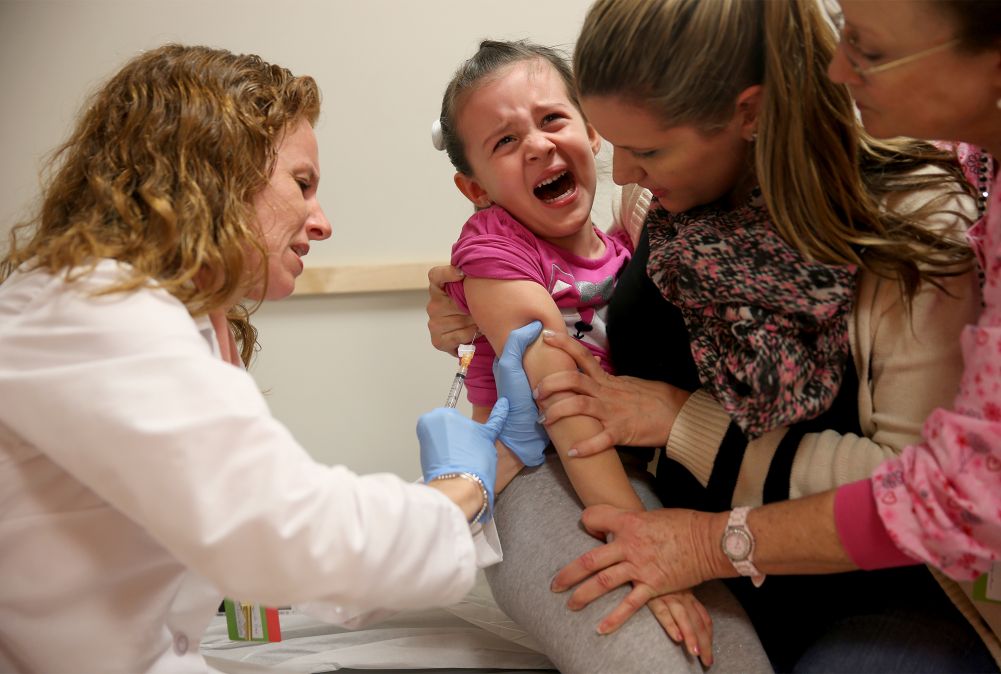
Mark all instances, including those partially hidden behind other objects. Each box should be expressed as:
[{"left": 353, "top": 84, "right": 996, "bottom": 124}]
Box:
[{"left": 445, "top": 343, "right": 476, "bottom": 408}]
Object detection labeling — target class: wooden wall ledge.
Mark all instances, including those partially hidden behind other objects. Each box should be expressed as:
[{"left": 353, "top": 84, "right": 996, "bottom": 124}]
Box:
[{"left": 291, "top": 262, "right": 447, "bottom": 296}]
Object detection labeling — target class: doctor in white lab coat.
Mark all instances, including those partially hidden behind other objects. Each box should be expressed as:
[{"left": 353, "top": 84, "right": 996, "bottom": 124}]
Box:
[{"left": 0, "top": 44, "right": 549, "bottom": 674}]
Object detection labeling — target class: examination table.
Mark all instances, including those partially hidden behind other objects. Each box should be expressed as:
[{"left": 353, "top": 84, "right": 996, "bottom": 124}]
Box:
[{"left": 201, "top": 572, "right": 556, "bottom": 673}]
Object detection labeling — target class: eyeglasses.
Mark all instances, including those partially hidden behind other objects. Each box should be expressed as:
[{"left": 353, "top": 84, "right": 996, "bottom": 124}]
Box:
[{"left": 840, "top": 34, "right": 961, "bottom": 81}]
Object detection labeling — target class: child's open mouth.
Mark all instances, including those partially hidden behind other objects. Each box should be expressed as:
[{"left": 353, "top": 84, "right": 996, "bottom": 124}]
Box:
[{"left": 533, "top": 170, "right": 577, "bottom": 204}]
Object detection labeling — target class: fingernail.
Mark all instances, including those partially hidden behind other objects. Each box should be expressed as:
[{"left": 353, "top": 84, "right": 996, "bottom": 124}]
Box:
[
  {"left": 550, "top": 580, "right": 564, "bottom": 592},
  {"left": 536, "top": 412, "right": 546, "bottom": 423},
  {"left": 596, "top": 623, "right": 609, "bottom": 635},
  {"left": 567, "top": 448, "right": 578, "bottom": 457},
  {"left": 542, "top": 329, "right": 555, "bottom": 338},
  {"left": 532, "top": 386, "right": 539, "bottom": 399},
  {"left": 691, "top": 645, "right": 700, "bottom": 655}
]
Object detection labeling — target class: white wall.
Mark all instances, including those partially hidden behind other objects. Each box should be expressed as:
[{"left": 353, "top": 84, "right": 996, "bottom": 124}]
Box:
[{"left": 0, "top": 0, "right": 608, "bottom": 477}]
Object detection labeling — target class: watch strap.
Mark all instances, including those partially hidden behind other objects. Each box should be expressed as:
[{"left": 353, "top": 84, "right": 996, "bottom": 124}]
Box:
[{"left": 725, "top": 506, "right": 766, "bottom": 587}]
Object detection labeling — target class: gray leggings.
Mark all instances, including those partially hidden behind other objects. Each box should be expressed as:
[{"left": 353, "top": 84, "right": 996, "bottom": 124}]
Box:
[{"left": 485, "top": 453, "right": 772, "bottom": 673}]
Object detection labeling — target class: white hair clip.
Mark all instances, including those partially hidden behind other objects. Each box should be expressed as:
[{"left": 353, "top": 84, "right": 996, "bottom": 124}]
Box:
[{"left": 431, "top": 119, "right": 446, "bottom": 151}]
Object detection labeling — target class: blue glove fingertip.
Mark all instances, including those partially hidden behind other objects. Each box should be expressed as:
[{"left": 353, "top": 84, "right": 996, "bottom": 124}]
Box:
[
  {"left": 483, "top": 397, "right": 510, "bottom": 436},
  {"left": 507, "top": 320, "right": 543, "bottom": 355}
]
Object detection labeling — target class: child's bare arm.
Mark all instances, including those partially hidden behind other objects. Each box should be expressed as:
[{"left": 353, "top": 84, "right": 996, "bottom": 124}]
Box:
[
  {"left": 465, "top": 277, "right": 643, "bottom": 511},
  {"left": 467, "top": 278, "right": 713, "bottom": 663}
]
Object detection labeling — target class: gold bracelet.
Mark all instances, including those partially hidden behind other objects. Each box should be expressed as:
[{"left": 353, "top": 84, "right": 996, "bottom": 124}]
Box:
[{"left": 430, "top": 472, "right": 489, "bottom": 525}]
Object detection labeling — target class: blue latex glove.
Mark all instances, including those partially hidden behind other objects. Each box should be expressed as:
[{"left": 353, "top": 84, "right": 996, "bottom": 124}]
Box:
[
  {"left": 492, "top": 321, "right": 549, "bottom": 467},
  {"left": 418, "top": 398, "right": 509, "bottom": 516}
]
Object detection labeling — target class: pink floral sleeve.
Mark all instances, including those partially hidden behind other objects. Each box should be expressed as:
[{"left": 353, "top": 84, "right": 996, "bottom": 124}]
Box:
[{"left": 871, "top": 157, "right": 1001, "bottom": 581}]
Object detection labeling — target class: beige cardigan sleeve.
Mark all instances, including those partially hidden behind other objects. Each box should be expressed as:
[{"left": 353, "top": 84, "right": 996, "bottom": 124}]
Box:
[
  {"left": 785, "top": 265, "right": 980, "bottom": 498},
  {"left": 606, "top": 182, "right": 651, "bottom": 247}
]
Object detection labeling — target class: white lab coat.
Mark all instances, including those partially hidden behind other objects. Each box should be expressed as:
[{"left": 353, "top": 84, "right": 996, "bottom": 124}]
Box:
[{"left": 0, "top": 260, "right": 494, "bottom": 673}]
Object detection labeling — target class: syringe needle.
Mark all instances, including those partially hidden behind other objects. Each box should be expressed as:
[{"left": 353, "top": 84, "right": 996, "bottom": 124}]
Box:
[{"left": 444, "top": 343, "right": 476, "bottom": 408}]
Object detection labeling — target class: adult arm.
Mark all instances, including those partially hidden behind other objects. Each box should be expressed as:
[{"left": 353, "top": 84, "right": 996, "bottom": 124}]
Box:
[
  {"left": 858, "top": 169, "right": 1001, "bottom": 579},
  {"left": 868, "top": 183, "right": 1001, "bottom": 578},
  {"left": 544, "top": 261, "right": 991, "bottom": 628},
  {"left": 542, "top": 263, "right": 976, "bottom": 628},
  {"left": 550, "top": 480, "right": 924, "bottom": 633},
  {"left": 0, "top": 264, "right": 485, "bottom": 616},
  {"left": 537, "top": 265, "right": 980, "bottom": 506},
  {"left": 872, "top": 409, "right": 1001, "bottom": 581}
]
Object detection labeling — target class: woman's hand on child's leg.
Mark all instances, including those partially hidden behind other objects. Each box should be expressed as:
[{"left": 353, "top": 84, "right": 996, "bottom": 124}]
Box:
[
  {"left": 574, "top": 509, "right": 715, "bottom": 666},
  {"left": 648, "top": 592, "right": 714, "bottom": 667}
]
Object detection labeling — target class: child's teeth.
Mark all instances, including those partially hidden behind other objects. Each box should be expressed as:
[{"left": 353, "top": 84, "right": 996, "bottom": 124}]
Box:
[
  {"left": 537, "top": 171, "right": 566, "bottom": 188},
  {"left": 544, "top": 186, "right": 574, "bottom": 204}
]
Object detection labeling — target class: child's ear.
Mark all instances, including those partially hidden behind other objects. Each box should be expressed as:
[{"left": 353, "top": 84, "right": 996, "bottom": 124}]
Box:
[
  {"left": 454, "top": 172, "right": 492, "bottom": 208},
  {"left": 735, "top": 84, "right": 762, "bottom": 141},
  {"left": 586, "top": 122, "right": 602, "bottom": 156}
]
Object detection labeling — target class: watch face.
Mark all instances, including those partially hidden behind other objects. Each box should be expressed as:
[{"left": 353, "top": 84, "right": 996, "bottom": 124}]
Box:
[{"left": 724, "top": 529, "right": 752, "bottom": 561}]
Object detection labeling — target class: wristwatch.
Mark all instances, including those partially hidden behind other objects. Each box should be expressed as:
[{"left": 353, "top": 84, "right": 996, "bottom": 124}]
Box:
[{"left": 721, "top": 506, "right": 766, "bottom": 587}]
